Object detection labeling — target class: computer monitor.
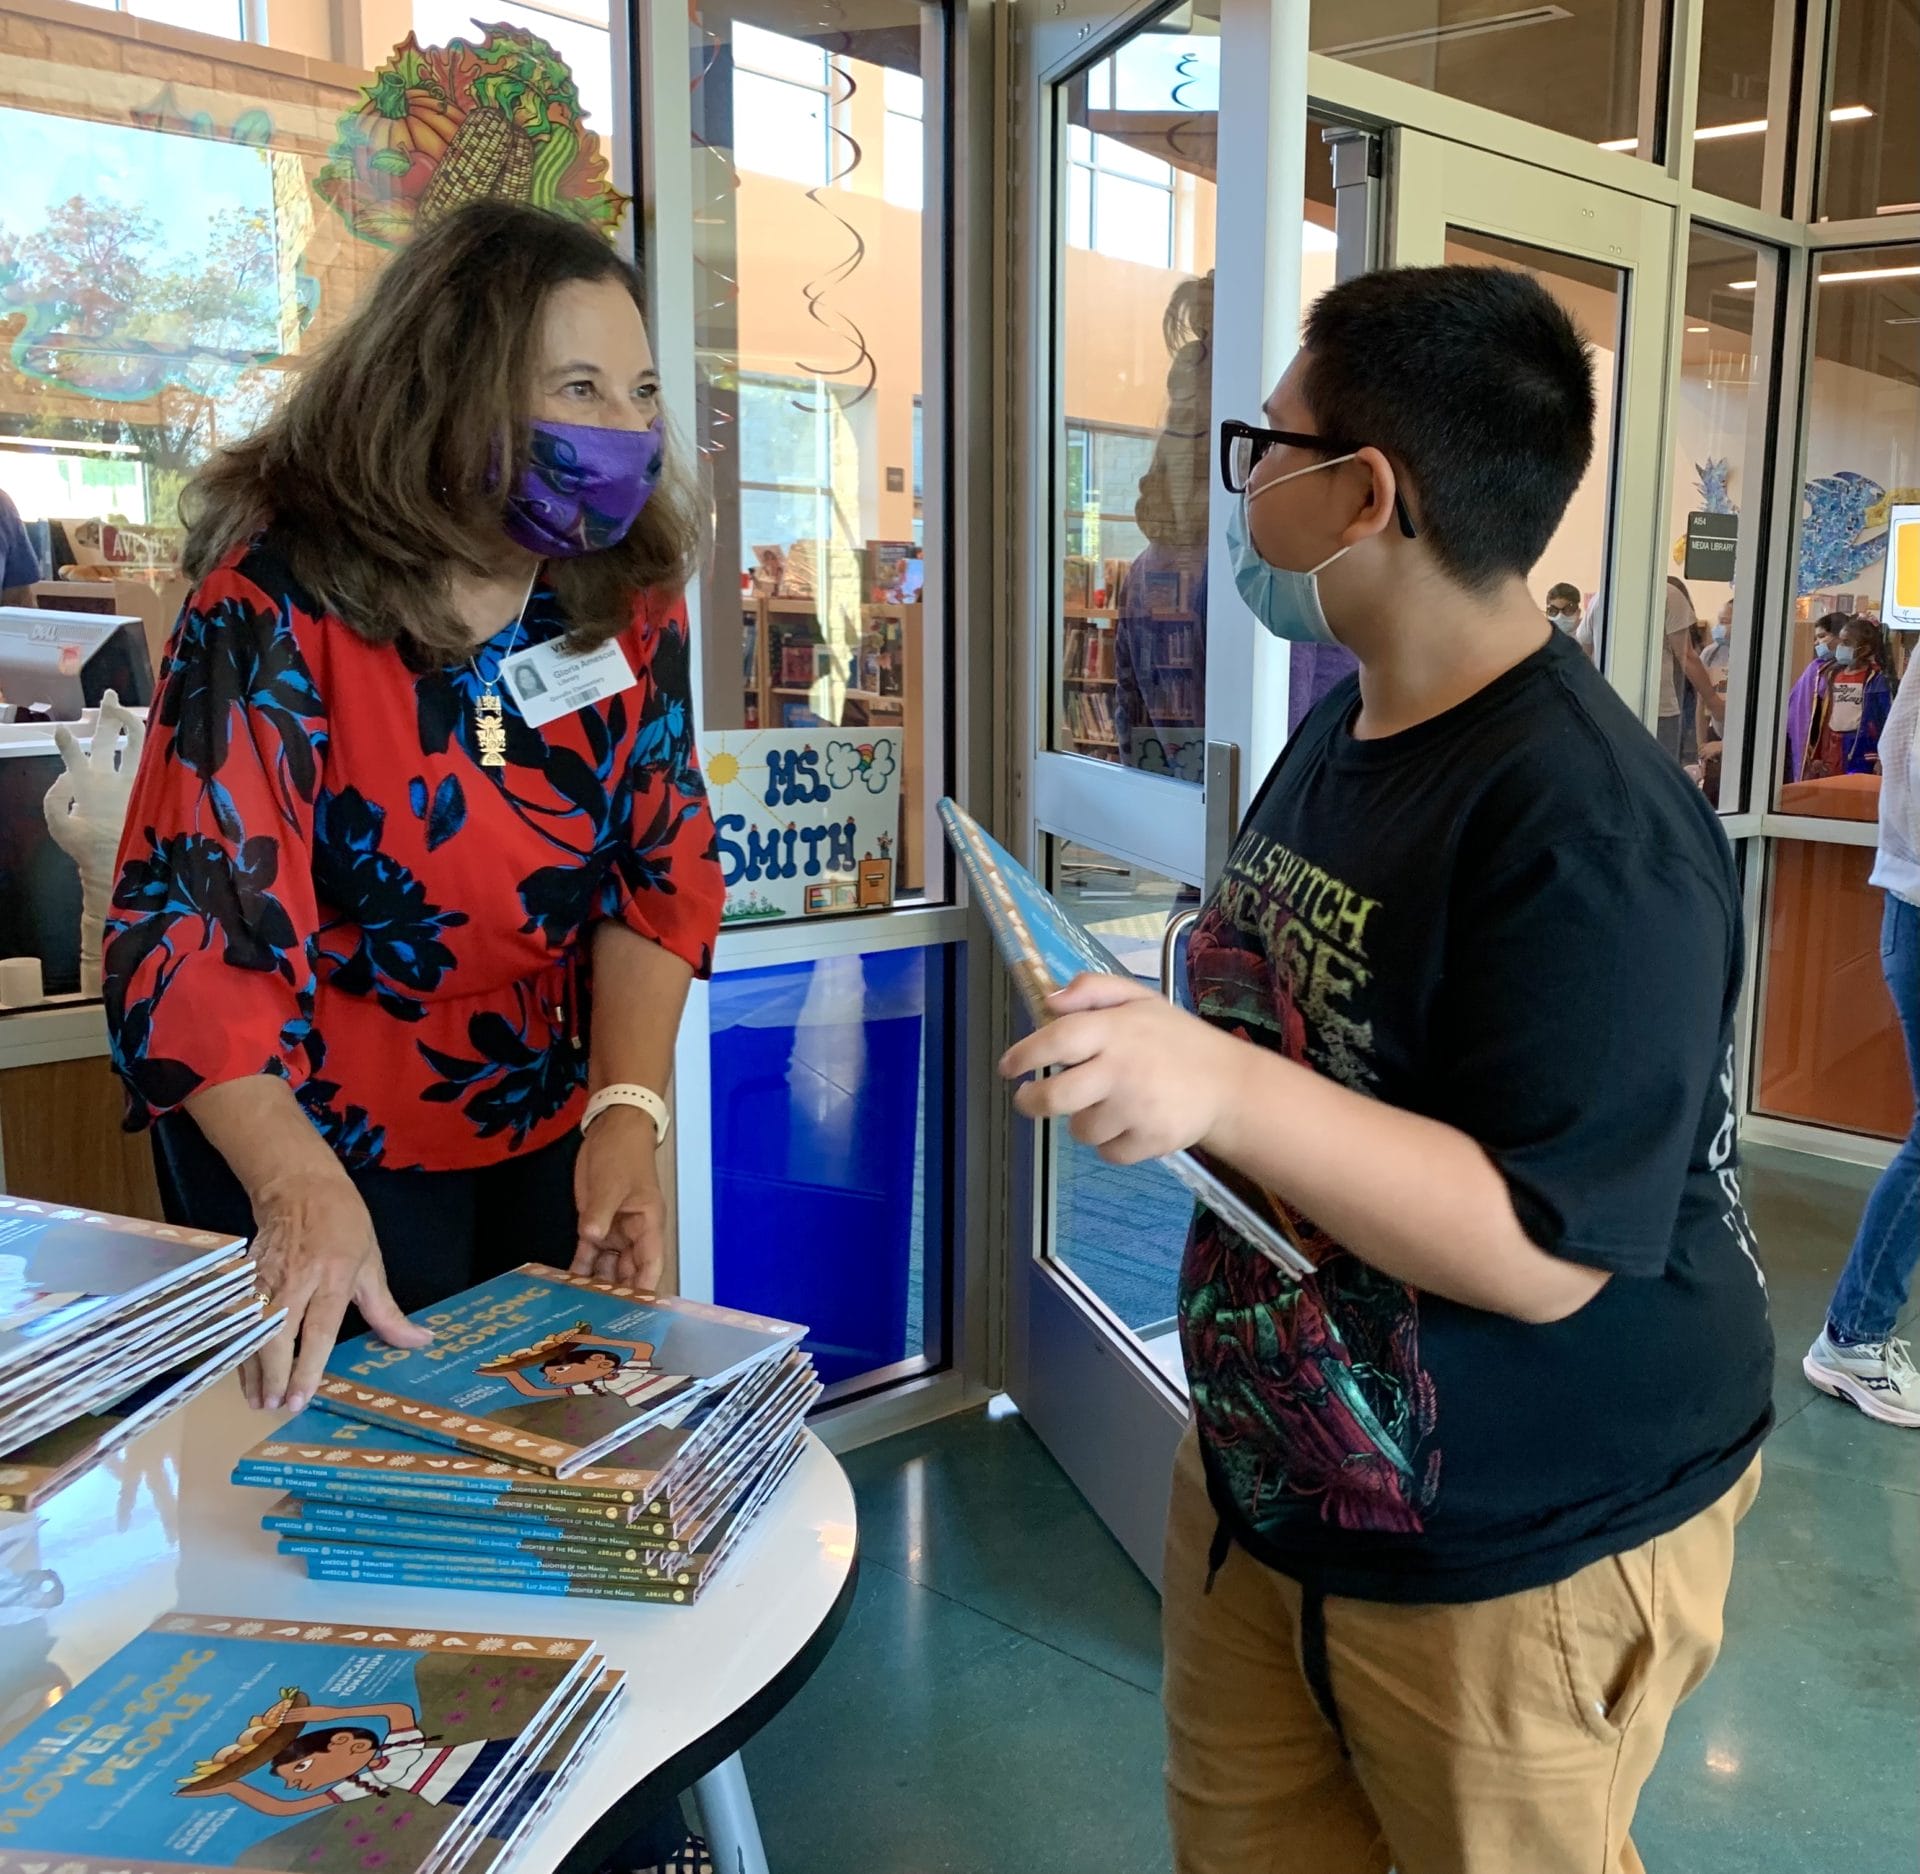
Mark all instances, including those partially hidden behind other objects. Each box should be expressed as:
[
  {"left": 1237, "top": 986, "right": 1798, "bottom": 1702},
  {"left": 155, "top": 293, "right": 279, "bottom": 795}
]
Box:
[{"left": 0, "top": 606, "right": 153, "bottom": 719}]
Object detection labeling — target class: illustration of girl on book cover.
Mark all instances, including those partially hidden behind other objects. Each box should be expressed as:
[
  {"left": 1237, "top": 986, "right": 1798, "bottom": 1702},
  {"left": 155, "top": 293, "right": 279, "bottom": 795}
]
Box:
[
  {"left": 176, "top": 1689, "right": 553, "bottom": 1837},
  {"left": 479, "top": 1320, "right": 687, "bottom": 1414}
]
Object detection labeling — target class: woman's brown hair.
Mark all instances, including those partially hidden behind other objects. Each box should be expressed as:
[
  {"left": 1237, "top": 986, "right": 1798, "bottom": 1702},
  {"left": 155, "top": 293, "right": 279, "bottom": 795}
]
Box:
[{"left": 183, "top": 200, "right": 702, "bottom": 666}]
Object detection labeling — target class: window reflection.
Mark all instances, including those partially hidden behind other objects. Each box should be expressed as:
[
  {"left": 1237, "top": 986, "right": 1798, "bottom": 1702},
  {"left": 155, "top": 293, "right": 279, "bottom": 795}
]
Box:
[
  {"left": 1310, "top": 0, "right": 1659, "bottom": 160},
  {"left": 1776, "top": 244, "right": 1918, "bottom": 818},
  {"left": 690, "top": 1, "right": 942, "bottom": 901},
  {"left": 1668, "top": 229, "right": 1776, "bottom": 810},
  {"left": 1692, "top": 0, "right": 1788, "bottom": 210},
  {"left": 1055, "top": 15, "right": 1218, "bottom": 779},
  {"left": 1818, "top": 0, "right": 1920, "bottom": 223}
]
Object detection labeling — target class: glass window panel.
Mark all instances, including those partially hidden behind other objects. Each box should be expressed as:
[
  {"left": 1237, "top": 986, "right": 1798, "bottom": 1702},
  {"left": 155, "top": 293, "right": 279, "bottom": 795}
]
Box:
[
  {"left": 691, "top": 0, "right": 943, "bottom": 906},
  {"left": 1094, "top": 173, "right": 1174, "bottom": 267},
  {"left": 1818, "top": 0, "right": 1920, "bottom": 222},
  {"left": 1067, "top": 161, "right": 1093, "bottom": 249},
  {"left": 1444, "top": 229, "right": 1625, "bottom": 678},
  {"left": 126, "top": 0, "right": 242, "bottom": 37},
  {"left": 1755, "top": 842, "right": 1914, "bottom": 1141},
  {"left": 1044, "top": 839, "right": 1199, "bottom": 1361},
  {"left": 1067, "top": 123, "right": 1094, "bottom": 164},
  {"left": 1310, "top": 0, "right": 1660, "bottom": 160},
  {"left": 884, "top": 105, "right": 924, "bottom": 211},
  {"left": 412, "top": 0, "right": 614, "bottom": 132},
  {"left": 732, "top": 69, "right": 830, "bottom": 187},
  {"left": 732, "top": 18, "right": 828, "bottom": 85},
  {"left": 1667, "top": 229, "right": 1779, "bottom": 812},
  {"left": 1054, "top": 19, "right": 1216, "bottom": 775},
  {"left": 710, "top": 944, "right": 955, "bottom": 1393},
  {"left": 884, "top": 67, "right": 923, "bottom": 116},
  {"left": 1096, "top": 130, "right": 1175, "bottom": 185},
  {"left": 1692, "top": 0, "right": 1788, "bottom": 210},
  {"left": 1775, "top": 243, "right": 1918, "bottom": 817}
]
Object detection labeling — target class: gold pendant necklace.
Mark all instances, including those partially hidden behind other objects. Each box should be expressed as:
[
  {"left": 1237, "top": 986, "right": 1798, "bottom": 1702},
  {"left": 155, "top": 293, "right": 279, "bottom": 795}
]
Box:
[{"left": 470, "top": 565, "right": 542, "bottom": 771}]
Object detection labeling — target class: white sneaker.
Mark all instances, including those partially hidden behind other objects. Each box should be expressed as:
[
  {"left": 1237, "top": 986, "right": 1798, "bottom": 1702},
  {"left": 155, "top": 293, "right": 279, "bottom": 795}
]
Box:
[{"left": 1803, "top": 1329, "right": 1920, "bottom": 1428}]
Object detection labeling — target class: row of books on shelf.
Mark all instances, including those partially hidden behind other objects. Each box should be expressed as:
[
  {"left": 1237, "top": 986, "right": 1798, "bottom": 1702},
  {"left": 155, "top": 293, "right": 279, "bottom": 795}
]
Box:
[
  {"left": 750, "top": 540, "right": 925, "bottom": 605},
  {"left": 1062, "top": 555, "right": 1132, "bottom": 612},
  {"left": 1062, "top": 619, "right": 1116, "bottom": 682},
  {"left": 1063, "top": 690, "right": 1117, "bottom": 746},
  {"left": 1145, "top": 674, "right": 1201, "bottom": 720}
]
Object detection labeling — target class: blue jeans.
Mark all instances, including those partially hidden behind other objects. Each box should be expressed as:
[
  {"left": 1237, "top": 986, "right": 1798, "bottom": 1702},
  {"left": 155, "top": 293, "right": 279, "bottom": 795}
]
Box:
[{"left": 1827, "top": 893, "right": 1920, "bottom": 1345}]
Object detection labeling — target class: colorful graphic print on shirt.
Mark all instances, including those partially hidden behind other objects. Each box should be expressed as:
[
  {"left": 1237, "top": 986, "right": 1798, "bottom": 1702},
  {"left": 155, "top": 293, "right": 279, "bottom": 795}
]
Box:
[{"left": 1179, "top": 828, "right": 1441, "bottom": 1539}]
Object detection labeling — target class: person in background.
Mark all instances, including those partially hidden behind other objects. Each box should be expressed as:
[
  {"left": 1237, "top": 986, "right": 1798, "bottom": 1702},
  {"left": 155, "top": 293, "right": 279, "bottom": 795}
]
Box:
[
  {"left": 1804, "top": 662, "right": 1920, "bottom": 1424},
  {"left": 1007, "top": 266, "right": 1771, "bottom": 1874},
  {"left": 1115, "top": 273, "right": 1212, "bottom": 777},
  {"left": 1802, "top": 613, "right": 1892, "bottom": 780},
  {"left": 1544, "top": 580, "right": 1582, "bottom": 635},
  {"left": 1659, "top": 575, "right": 1721, "bottom": 764},
  {"left": 1573, "top": 587, "right": 1601, "bottom": 660},
  {"left": 0, "top": 482, "right": 41, "bottom": 606},
  {"left": 1693, "top": 599, "right": 1735, "bottom": 806},
  {"left": 1783, "top": 619, "right": 1839, "bottom": 781}
]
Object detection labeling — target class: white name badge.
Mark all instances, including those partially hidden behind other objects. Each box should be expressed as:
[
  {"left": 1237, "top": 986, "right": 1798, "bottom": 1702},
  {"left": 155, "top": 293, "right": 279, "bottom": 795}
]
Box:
[{"left": 500, "top": 638, "right": 638, "bottom": 729}]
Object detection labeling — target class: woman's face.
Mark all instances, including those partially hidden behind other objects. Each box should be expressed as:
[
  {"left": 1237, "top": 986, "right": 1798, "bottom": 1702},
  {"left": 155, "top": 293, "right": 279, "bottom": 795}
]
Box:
[{"left": 532, "top": 277, "right": 660, "bottom": 433}]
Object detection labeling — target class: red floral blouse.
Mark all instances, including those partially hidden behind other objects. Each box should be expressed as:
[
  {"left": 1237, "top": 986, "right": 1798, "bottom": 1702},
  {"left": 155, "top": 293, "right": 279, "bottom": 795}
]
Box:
[{"left": 104, "top": 535, "right": 723, "bottom": 1173}]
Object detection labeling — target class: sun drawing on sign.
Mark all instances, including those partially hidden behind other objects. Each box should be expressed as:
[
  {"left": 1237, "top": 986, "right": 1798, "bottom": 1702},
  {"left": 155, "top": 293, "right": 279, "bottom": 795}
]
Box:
[{"left": 706, "top": 749, "right": 742, "bottom": 788}]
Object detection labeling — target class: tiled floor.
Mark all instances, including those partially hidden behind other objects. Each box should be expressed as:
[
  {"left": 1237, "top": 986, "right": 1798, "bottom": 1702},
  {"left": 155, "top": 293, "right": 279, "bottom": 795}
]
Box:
[{"left": 743, "top": 1150, "right": 1919, "bottom": 1874}]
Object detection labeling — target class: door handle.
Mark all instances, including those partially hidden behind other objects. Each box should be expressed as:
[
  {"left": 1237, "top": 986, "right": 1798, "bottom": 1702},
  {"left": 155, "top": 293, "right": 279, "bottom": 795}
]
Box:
[{"left": 1160, "top": 908, "right": 1199, "bottom": 1004}]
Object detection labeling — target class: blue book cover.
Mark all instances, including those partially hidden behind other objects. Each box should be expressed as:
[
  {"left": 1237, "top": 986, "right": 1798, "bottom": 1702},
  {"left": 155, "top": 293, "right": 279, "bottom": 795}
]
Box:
[
  {"left": 0, "top": 1613, "right": 597, "bottom": 1874},
  {"left": 267, "top": 1511, "right": 704, "bottom": 1583},
  {"left": 316, "top": 1267, "right": 803, "bottom": 1477},
  {"left": 296, "top": 1557, "right": 697, "bottom": 1606},
  {"left": 939, "top": 798, "right": 1317, "bottom": 1282}
]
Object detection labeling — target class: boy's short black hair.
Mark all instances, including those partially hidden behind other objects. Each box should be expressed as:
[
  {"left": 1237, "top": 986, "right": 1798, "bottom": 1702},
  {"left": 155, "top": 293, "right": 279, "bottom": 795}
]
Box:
[{"left": 1300, "top": 265, "right": 1595, "bottom": 591}]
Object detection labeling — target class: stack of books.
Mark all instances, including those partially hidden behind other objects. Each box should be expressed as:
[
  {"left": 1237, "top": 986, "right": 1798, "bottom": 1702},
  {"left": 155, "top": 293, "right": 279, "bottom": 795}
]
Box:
[
  {"left": 0, "top": 1611, "right": 620, "bottom": 1874},
  {"left": 234, "top": 1266, "right": 816, "bottom": 1605},
  {"left": 0, "top": 1194, "right": 279, "bottom": 1513}
]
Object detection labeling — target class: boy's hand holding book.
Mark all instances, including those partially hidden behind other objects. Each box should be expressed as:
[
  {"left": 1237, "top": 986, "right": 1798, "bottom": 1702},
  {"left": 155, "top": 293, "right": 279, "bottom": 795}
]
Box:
[{"left": 1000, "top": 972, "right": 1246, "bottom": 1163}]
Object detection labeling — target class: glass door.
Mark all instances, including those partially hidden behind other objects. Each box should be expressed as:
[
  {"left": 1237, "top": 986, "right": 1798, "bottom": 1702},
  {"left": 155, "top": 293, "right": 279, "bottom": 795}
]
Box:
[
  {"left": 1004, "top": 0, "right": 1339, "bottom": 1580},
  {"left": 1387, "top": 132, "right": 1675, "bottom": 728}
]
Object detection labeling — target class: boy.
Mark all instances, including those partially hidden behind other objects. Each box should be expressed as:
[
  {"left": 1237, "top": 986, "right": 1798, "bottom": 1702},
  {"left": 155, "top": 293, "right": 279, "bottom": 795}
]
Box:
[{"left": 1003, "top": 267, "right": 1773, "bottom": 1874}]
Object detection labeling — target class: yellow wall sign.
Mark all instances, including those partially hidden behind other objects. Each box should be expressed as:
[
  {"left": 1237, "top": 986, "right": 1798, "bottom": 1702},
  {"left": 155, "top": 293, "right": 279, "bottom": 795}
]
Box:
[{"left": 1886, "top": 503, "right": 1920, "bottom": 633}]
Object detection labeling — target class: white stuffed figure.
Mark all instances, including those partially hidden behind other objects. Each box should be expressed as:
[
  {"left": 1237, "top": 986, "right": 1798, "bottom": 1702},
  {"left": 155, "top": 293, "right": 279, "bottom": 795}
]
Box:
[{"left": 41, "top": 689, "right": 145, "bottom": 998}]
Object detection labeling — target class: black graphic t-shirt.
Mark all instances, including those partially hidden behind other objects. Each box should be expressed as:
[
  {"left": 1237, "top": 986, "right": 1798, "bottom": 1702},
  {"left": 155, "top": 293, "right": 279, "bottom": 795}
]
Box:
[{"left": 1179, "top": 628, "right": 1773, "bottom": 1603}]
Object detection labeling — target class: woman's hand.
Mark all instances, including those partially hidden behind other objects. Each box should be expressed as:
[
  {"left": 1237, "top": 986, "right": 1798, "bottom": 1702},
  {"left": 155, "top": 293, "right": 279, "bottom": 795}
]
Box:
[
  {"left": 1000, "top": 973, "right": 1247, "bottom": 1163},
  {"left": 573, "top": 1107, "right": 668, "bottom": 1290},
  {"left": 244, "top": 1171, "right": 432, "bottom": 1414}
]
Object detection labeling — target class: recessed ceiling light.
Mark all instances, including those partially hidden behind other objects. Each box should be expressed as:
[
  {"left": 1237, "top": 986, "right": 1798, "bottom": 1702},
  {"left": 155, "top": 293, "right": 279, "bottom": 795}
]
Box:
[
  {"left": 1729, "top": 265, "right": 1920, "bottom": 289},
  {"left": 1686, "top": 324, "right": 1710, "bottom": 332},
  {"left": 1879, "top": 202, "right": 1920, "bottom": 216},
  {"left": 1599, "top": 103, "right": 1872, "bottom": 152}
]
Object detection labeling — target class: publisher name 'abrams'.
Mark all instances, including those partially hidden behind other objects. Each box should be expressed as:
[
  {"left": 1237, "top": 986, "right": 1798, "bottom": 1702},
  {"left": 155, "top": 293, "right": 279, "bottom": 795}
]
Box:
[
  {"left": 347, "top": 1285, "right": 549, "bottom": 1376},
  {"left": 0, "top": 1649, "right": 217, "bottom": 1826}
]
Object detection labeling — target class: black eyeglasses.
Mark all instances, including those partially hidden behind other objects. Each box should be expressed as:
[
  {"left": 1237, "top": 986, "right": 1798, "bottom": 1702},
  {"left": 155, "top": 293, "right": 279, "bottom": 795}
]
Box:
[{"left": 1219, "top": 419, "right": 1418, "bottom": 539}]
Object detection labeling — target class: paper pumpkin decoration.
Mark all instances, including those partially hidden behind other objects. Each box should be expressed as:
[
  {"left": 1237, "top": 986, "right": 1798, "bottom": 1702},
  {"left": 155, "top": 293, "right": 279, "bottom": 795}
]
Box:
[{"left": 315, "top": 26, "right": 627, "bottom": 250}]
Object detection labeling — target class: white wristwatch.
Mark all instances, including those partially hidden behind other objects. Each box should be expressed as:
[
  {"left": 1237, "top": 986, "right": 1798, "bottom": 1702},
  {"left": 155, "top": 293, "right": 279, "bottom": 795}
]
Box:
[{"left": 580, "top": 1083, "right": 672, "bottom": 1146}]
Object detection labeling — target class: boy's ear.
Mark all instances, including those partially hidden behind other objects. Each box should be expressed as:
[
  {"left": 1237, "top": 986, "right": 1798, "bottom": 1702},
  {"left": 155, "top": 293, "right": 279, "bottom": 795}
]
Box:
[{"left": 1340, "top": 446, "right": 1402, "bottom": 548}]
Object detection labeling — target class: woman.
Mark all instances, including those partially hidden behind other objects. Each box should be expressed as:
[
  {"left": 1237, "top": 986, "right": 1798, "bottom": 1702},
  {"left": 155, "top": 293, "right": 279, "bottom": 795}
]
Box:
[
  {"left": 1802, "top": 613, "right": 1893, "bottom": 780},
  {"left": 104, "top": 201, "right": 724, "bottom": 1427},
  {"left": 1783, "top": 617, "right": 1840, "bottom": 781},
  {"left": 1804, "top": 659, "right": 1920, "bottom": 1424}
]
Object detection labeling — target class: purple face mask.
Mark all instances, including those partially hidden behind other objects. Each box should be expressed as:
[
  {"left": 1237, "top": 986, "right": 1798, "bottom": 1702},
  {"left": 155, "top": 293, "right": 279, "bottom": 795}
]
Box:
[{"left": 503, "top": 417, "right": 663, "bottom": 558}]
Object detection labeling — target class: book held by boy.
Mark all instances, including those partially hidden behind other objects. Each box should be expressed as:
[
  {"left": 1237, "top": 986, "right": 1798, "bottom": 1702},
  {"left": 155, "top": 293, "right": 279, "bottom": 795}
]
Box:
[{"left": 939, "top": 798, "right": 1317, "bottom": 1281}]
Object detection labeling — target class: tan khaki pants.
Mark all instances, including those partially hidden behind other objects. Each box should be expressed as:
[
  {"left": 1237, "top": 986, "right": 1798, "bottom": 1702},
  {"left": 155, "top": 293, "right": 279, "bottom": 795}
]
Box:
[{"left": 1162, "top": 1427, "right": 1760, "bottom": 1874}]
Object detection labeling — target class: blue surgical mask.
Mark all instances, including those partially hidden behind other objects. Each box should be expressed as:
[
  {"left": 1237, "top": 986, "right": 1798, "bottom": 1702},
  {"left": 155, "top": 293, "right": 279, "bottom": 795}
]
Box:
[
  {"left": 1225, "top": 455, "right": 1357, "bottom": 645},
  {"left": 1814, "top": 641, "right": 1834, "bottom": 663},
  {"left": 1711, "top": 622, "right": 1728, "bottom": 644},
  {"left": 1833, "top": 645, "right": 1856, "bottom": 668}
]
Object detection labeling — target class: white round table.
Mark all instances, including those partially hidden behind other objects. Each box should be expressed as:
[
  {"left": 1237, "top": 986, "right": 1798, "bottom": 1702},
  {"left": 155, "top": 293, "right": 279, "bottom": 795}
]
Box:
[{"left": 0, "top": 1377, "right": 859, "bottom": 1874}]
